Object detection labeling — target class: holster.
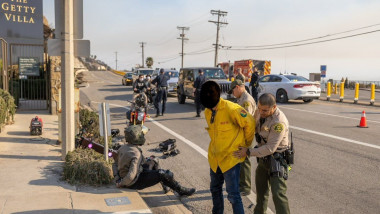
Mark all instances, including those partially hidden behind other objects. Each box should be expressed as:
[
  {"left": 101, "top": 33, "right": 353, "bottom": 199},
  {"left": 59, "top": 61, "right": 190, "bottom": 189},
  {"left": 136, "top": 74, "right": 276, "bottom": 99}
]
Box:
[{"left": 269, "top": 154, "right": 283, "bottom": 178}]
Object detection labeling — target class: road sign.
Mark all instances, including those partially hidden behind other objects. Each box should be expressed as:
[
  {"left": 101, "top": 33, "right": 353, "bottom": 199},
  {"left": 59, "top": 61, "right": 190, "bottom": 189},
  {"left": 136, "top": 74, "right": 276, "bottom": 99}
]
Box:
[
  {"left": 98, "top": 103, "right": 111, "bottom": 137},
  {"left": 320, "top": 65, "right": 327, "bottom": 78}
]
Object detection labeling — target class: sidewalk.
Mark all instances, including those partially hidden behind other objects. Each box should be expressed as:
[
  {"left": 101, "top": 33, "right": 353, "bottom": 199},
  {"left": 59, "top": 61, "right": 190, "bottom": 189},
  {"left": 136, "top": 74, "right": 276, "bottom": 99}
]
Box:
[{"left": 0, "top": 111, "right": 152, "bottom": 214}]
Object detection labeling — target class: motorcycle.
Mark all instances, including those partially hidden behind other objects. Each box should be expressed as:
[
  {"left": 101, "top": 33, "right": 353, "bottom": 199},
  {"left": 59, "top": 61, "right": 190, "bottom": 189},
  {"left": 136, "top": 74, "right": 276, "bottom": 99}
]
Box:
[
  {"left": 75, "top": 120, "right": 119, "bottom": 159},
  {"left": 127, "top": 89, "right": 149, "bottom": 126}
]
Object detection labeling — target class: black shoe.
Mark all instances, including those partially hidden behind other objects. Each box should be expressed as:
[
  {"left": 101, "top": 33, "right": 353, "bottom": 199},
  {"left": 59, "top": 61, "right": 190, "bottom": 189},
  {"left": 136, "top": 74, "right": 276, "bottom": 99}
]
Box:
[
  {"left": 177, "top": 187, "right": 196, "bottom": 196},
  {"left": 195, "top": 114, "right": 200, "bottom": 117},
  {"left": 155, "top": 114, "right": 160, "bottom": 117}
]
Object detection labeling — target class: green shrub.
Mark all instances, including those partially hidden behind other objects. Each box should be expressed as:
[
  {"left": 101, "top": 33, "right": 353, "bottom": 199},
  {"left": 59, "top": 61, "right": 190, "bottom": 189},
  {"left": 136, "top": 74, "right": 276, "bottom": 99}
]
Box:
[
  {"left": 0, "top": 89, "right": 16, "bottom": 128},
  {"left": 63, "top": 148, "right": 113, "bottom": 186}
]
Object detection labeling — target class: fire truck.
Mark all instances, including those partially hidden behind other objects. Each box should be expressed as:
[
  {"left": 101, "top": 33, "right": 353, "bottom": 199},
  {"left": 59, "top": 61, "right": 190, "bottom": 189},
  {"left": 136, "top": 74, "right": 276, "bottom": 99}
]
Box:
[{"left": 233, "top": 59, "right": 271, "bottom": 81}]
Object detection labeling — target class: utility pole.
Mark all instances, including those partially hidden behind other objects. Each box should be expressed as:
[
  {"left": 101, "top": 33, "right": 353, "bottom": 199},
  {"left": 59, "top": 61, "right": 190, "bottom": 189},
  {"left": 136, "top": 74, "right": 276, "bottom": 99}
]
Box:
[
  {"left": 115, "top": 51, "right": 118, "bottom": 70},
  {"left": 139, "top": 42, "right": 146, "bottom": 67},
  {"left": 61, "top": 0, "right": 75, "bottom": 159},
  {"left": 177, "top": 26, "right": 189, "bottom": 69},
  {"left": 209, "top": 10, "right": 228, "bottom": 67}
]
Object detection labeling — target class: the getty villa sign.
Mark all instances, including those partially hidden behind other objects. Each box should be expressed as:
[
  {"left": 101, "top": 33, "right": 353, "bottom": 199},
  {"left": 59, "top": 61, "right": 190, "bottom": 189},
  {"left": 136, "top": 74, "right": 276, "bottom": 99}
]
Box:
[{"left": 0, "top": 0, "right": 43, "bottom": 39}]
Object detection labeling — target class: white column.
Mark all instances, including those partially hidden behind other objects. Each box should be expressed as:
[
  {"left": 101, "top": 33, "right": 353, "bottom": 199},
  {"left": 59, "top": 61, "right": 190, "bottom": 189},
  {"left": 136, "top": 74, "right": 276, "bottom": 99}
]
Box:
[{"left": 61, "top": 0, "right": 75, "bottom": 159}]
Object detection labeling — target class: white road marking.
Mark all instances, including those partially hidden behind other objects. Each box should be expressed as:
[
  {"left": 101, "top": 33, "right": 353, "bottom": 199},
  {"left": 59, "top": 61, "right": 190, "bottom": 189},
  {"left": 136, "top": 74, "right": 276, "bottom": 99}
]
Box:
[
  {"left": 280, "top": 106, "right": 380, "bottom": 124},
  {"left": 290, "top": 125, "right": 380, "bottom": 150}
]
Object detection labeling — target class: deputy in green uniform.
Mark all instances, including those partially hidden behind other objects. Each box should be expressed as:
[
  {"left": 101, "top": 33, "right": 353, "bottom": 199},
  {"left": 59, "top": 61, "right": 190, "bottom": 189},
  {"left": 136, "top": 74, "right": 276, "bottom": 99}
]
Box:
[
  {"left": 233, "top": 93, "right": 291, "bottom": 214},
  {"left": 228, "top": 80, "right": 256, "bottom": 196}
]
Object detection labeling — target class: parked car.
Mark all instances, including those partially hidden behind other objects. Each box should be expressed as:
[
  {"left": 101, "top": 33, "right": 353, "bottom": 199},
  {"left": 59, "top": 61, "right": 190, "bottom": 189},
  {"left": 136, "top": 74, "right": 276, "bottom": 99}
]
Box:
[
  {"left": 122, "top": 72, "right": 134, "bottom": 86},
  {"left": 164, "top": 70, "right": 179, "bottom": 94},
  {"left": 177, "top": 67, "right": 233, "bottom": 104},
  {"left": 252, "top": 74, "right": 320, "bottom": 103}
]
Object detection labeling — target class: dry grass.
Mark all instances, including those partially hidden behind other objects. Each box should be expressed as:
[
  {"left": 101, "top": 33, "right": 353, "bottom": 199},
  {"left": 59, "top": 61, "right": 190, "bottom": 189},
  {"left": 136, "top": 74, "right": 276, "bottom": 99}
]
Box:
[{"left": 63, "top": 148, "right": 113, "bottom": 186}]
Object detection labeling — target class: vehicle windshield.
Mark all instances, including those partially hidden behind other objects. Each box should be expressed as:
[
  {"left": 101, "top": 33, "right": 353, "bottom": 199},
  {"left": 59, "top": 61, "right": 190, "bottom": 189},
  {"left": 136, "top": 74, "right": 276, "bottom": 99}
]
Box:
[
  {"left": 126, "top": 73, "right": 133, "bottom": 77},
  {"left": 284, "top": 75, "right": 309, "bottom": 82},
  {"left": 138, "top": 70, "right": 154, "bottom": 75},
  {"left": 165, "top": 71, "right": 179, "bottom": 77},
  {"left": 202, "top": 69, "right": 226, "bottom": 79}
]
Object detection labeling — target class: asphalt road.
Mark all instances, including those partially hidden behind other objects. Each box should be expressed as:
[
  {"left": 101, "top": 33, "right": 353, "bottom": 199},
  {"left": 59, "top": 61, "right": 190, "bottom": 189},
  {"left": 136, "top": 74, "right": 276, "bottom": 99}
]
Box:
[{"left": 80, "top": 70, "right": 380, "bottom": 214}]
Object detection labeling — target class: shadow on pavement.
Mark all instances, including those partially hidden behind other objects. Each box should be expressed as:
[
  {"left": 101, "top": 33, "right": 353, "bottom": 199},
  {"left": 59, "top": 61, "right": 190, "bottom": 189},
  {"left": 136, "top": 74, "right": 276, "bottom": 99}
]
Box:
[
  {"left": 6, "top": 131, "right": 31, "bottom": 136},
  {"left": 13, "top": 209, "right": 101, "bottom": 214},
  {"left": 0, "top": 154, "right": 60, "bottom": 161}
]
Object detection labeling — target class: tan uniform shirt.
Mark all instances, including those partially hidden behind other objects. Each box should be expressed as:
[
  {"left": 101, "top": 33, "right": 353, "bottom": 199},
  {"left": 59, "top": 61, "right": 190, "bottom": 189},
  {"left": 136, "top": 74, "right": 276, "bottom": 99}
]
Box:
[
  {"left": 112, "top": 144, "right": 144, "bottom": 187},
  {"left": 250, "top": 108, "right": 289, "bottom": 158},
  {"left": 236, "top": 91, "right": 256, "bottom": 116}
]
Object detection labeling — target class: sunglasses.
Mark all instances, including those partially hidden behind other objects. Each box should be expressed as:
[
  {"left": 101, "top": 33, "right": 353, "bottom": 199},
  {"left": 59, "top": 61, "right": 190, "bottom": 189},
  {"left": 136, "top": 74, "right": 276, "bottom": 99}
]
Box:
[{"left": 210, "top": 110, "right": 216, "bottom": 124}]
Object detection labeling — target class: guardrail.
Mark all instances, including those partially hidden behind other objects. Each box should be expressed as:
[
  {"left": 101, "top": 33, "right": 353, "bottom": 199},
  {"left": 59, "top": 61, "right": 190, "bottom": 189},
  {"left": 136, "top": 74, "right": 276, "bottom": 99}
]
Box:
[{"left": 111, "top": 70, "right": 126, "bottom": 76}]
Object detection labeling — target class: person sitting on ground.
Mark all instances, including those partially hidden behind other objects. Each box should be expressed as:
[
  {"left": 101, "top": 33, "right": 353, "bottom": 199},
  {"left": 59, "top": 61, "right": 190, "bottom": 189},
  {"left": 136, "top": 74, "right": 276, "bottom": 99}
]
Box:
[{"left": 112, "top": 125, "right": 196, "bottom": 197}]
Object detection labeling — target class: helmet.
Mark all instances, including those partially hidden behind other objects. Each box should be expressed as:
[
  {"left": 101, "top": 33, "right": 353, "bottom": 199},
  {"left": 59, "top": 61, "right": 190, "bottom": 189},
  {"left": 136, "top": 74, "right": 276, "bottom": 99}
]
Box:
[{"left": 124, "top": 125, "right": 146, "bottom": 145}]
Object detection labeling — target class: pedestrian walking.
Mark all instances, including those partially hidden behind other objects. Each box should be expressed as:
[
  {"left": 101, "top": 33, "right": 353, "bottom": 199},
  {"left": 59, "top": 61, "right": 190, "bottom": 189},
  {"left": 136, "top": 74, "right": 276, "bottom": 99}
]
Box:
[
  {"left": 233, "top": 93, "right": 291, "bottom": 214},
  {"left": 250, "top": 68, "right": 260, "bottom": 104},
  {"left": 151, "top": 69, "right": 171, "bottom": 117},
  {"left": 235, "top": 68, "right": 245, "bottom": 82},
  {"left": 193, "top": 69, "right": 207, "bottom": 117},
  {"left": 200, "top": 81, "right": 255, "bottom": 214},
  {"left": 228, "top": 79, "right": 256, "bottom": 196}
]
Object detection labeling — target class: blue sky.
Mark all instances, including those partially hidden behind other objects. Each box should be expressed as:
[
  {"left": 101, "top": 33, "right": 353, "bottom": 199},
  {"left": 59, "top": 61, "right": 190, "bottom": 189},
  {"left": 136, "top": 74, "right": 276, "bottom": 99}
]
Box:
[{"left": 43, "top": 0, "right": 380, "bottom": 81}]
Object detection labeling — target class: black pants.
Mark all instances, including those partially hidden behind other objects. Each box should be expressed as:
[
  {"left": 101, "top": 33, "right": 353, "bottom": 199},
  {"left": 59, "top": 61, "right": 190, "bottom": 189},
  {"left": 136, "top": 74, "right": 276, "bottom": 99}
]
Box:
[
  {"left": 251, "top": 87, "right": 258, "bottom": 104},
  {"left": 128, "top": 169, "right": 162, "bottom": 190},
  {"left": 195, "top": 90, "right": 203, "bottom": 115},
  {"left": 154, "top": 88, "right": 168, "bottom": 115}
]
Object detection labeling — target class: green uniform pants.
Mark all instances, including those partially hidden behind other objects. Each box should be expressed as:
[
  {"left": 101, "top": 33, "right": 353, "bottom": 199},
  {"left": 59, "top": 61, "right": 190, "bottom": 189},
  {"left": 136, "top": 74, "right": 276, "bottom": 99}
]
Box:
[
  {"left": 239, "top": 157, "right": 251, "bottom": 193},
  {"left": 254, "top": 160, "right": 290, "bottom": 214}
]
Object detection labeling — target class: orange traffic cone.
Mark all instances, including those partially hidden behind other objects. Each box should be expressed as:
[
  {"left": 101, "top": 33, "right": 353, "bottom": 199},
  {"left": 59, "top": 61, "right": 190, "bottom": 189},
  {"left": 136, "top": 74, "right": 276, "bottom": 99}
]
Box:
[{"left": 357, "top": 111, "right": 368, "bottom": 128}]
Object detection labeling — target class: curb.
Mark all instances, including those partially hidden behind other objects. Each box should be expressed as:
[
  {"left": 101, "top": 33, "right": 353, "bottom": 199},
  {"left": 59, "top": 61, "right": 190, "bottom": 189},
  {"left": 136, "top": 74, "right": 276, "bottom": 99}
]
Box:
[{"left": 318, "top": 97, "right": 379, "bottom": 107}]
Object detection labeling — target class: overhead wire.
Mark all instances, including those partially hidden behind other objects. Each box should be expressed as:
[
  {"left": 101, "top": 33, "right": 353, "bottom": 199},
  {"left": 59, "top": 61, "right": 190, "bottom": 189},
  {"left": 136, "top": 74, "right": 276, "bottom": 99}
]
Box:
[
  {"left": 226, "top": 29, "right": 380, "bottom": 50},
  {"left": 231, "top": 22, "right": 380, "bottom": 48}
]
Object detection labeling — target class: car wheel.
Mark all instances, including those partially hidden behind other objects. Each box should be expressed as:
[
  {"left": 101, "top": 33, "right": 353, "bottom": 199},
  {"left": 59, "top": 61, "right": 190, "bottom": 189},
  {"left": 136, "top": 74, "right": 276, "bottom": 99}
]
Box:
[
  {"left": 276, "top": 89, "right": 288, "bottom": 103},
  {"left": 303, "top": 99, "right": 313, "bottom": 103},
  {"left": 177, "top": 91, "right": 186, "bottom": 104}
]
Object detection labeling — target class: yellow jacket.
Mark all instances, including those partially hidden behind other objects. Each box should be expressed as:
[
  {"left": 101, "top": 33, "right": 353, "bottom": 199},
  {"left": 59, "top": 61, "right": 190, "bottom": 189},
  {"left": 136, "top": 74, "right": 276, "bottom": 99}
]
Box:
[{"left": 205, "top": 98, "right": 255, "bottom": 173}]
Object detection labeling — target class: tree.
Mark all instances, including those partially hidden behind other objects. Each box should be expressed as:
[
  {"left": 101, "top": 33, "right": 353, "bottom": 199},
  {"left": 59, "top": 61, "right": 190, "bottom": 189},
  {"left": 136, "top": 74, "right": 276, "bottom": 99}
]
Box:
[{"left": 146, "top": 57, "right": 153, "bottom": 68}]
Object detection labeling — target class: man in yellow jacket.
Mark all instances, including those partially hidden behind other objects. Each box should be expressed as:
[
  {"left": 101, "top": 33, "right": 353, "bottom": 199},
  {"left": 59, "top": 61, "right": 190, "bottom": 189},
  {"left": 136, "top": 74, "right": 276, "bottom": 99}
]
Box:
[{"left": 200, "top": 81, "right": 255, "bottom": 214}]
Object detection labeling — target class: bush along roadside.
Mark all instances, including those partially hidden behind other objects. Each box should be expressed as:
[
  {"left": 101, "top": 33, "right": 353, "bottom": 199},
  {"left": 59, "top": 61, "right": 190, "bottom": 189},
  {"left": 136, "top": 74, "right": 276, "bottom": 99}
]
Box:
[
  {"left": 0, "top": 89, "right": 16, "bottom": 132},
  {"left": 62, "top": 108, "right": 115, "bottom": 186},
  {"left": 63, "top": 148, "right": 113, "bottom": 186}
]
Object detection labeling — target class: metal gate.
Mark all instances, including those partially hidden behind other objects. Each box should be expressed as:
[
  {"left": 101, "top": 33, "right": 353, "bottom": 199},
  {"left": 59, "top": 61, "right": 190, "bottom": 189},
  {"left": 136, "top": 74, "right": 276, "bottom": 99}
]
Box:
[
  {"left": 0, "top": 38, "right": 8, "bottom": 91},
  {"left": 8, "top": 43, "right": 50, "bottom": 110}
]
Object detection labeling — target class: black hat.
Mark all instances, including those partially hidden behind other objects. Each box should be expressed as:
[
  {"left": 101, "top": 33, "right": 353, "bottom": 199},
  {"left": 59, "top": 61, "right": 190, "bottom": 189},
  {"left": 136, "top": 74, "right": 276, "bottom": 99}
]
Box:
[
  {"left": 228, "top": 80, "right": 244, "bottom": 94},
  {"left": 160, "top": 68, "right": 164, "bottom": 73},
  {"left": 200, "top": 81, "right": 220, "bottom": 109},
  {"left": 198, "top": 69, "right": 203, "bottom": 73}
]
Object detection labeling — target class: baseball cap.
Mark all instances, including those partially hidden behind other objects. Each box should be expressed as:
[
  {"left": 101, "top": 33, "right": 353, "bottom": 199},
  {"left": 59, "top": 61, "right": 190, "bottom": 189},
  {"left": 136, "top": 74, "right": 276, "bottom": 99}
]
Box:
[{"left": 228, "top": 80, "right": 244, "bottom": 94}]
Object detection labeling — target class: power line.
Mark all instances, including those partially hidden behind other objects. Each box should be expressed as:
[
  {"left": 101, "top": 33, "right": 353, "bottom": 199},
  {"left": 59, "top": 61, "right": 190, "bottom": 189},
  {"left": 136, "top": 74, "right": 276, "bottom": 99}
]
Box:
[
  {"left": 177, "top": 26, "right": 190, "bottom": 68},
  {"left": 209, "top": 10, "right": 228, "bottom": 66},
  {"left": 226, "top": 29, "right": 380, "bottom": 51},
  {"left": 232, "top": 22, "right": 380, "bottom": 48},
  {"left": 188, "top": 34, "right": 216, "bottom": 44}
]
